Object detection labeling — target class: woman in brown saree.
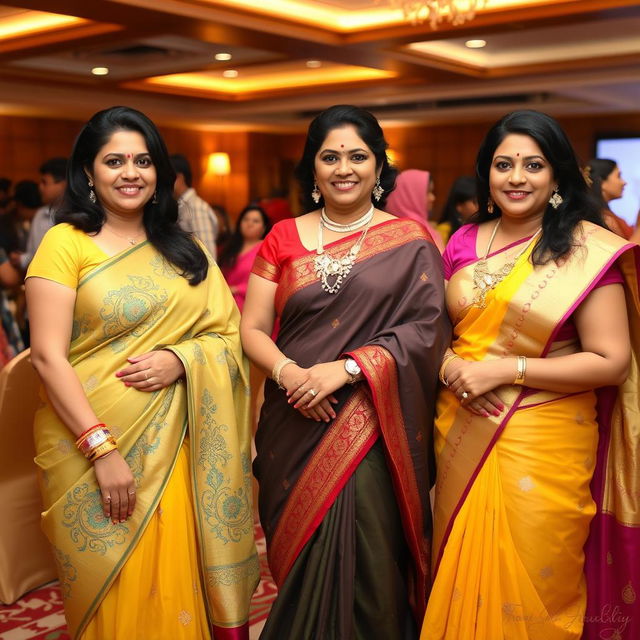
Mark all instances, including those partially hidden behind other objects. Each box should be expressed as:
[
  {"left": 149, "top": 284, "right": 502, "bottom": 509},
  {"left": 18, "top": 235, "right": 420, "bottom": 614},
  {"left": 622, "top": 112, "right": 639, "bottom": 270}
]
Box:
[{"left": 241, "top": 105, "right": 450, "bottom": 639}]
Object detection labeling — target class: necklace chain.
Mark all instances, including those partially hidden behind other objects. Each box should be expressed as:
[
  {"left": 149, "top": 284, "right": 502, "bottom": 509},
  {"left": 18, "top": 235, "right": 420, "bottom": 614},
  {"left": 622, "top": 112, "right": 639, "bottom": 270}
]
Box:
[
  {"left": 105, "top": 224, "right": 145, "bottom": 246},
  {"left": 472, "top": 220, "right": 542, "bottom": 308},
  {"left": 320, "top": 205, "right": 374, "bottom": 233},
  {"left": 314, "top": 213, "right": 373, "bottom": 294}
]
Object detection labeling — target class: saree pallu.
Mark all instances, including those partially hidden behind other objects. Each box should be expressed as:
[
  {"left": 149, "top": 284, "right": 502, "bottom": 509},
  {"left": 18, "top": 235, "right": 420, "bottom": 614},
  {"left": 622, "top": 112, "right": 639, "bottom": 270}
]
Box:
[
  {"left": 422, "top": 221, "right": 640, "bottom": 640},
  {"left": 33, "top": 242, "right": 258, "bottom": 639},
  {"left": 252, "top": 219, "right": 451, "bottom": 638}
]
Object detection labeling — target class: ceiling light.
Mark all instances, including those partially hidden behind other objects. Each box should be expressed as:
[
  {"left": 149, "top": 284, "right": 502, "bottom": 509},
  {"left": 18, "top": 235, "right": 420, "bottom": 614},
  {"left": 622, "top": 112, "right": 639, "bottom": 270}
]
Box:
[
  {"left": 390, "top": 0, "right": 488, "bottom": 28},
  {"left": 306, "top": 60, "right": 322, "bottom": 68},
  {"left": 215, "top": 52, "right": 232, "bottom": 61},
  {"left": 222, "top": 69, "right": 239, "bottom": 78},
  {"left": 465, "top": 39, "right": 487, "bottom": 48},
  {"left": 91, "top": 67, "right": 109, "bottom": 76}
]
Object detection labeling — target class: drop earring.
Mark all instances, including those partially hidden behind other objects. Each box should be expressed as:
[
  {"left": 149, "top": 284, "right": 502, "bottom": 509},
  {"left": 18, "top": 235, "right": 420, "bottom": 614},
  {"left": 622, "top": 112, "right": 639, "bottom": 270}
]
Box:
[
  {"left": 152, "top": 191, "right": 158, "bottom": 204},
  {"left": 372, "top": 177, "right": 384, "bottom": 202},
  {"left": 88, "top": 179, "right": 96, "bottom": 204},
  {"left": 549, "top": 187, "right": 563, "bottom": 209},
  {"left": 487, "top": 196, "right": 494, "bottom": 214},
  {"left": 311, "top": 181, "right": 321, "bottom": 205}
]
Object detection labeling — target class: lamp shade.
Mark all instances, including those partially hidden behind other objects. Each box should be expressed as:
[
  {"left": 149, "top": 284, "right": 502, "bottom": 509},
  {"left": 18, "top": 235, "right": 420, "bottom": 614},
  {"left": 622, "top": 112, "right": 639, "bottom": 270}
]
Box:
[{"left": 208, "top": 152, "right": 231, "bottom": 175}]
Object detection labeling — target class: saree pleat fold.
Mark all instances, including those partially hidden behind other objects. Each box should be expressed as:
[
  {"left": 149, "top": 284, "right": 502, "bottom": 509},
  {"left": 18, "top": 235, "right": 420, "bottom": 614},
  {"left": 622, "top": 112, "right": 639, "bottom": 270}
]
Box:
[
  {"left": 252, "top": 219, "right": 451, "bottom": 638},
  {"left": 422, "top": 221, "right": 640, "bottom": 640},
  {"left": 33, "top": 241, "right": 258, "bottom": 639}
]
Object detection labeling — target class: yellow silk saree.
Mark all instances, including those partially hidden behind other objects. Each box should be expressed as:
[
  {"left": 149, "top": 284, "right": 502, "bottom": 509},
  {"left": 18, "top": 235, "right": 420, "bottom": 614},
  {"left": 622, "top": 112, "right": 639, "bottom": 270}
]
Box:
[
  {"left": 32, "top": 240, "right": 258, "bottom": 639},
  {"left": 421, "top": 221, "right": 640, "bottom": 640}
]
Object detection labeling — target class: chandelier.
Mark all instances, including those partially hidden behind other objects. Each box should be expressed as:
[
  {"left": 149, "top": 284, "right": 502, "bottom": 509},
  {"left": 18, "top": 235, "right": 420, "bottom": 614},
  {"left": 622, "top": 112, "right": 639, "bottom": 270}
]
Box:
[{"left": 390, "top": 0, "right": 489, "bottom": 28}]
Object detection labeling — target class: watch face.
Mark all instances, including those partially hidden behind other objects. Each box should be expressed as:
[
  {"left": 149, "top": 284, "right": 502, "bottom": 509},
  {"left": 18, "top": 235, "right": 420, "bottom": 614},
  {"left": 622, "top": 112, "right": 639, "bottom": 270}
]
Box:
[{"left": 345, "top": 359, "right": 361, "bottom": 375}]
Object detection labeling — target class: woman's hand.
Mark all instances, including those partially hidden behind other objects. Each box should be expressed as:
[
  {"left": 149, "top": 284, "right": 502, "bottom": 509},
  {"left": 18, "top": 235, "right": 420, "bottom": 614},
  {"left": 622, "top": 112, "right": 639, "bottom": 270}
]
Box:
[
  {"left": 94, "top": 450, "right": 137, "bottom": 524},
  {"left": 281, "top": 362, "right": 341, "bottom": 423},
  {"left": 445, "top": 357, "right": 511, "bottom": 416},
  {"left": 116, "top": 349, "right": 185, "bottom": 392}
]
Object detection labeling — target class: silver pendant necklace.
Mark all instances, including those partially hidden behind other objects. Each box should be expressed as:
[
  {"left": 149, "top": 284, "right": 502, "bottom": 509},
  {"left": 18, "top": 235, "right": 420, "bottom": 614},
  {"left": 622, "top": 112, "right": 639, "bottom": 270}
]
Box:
[
  {"left": 314, "top": 215, "right": 373, "bottom": 294},
  {"left": 320, "top": 204, "right": 374, "bottom": 233}
]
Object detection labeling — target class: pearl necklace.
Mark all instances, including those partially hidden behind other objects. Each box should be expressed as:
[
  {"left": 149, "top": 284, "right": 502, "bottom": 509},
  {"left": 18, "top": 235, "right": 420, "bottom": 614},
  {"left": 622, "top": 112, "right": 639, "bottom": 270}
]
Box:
[
  {"left": 472, "top": 220, "right": 542, "bottom": 308},
  {"left": 314, "top": 215, "right": 373, "bottom": 294},
  {"left": 320, "top": 205, "right": 374, "bottom": 233}
]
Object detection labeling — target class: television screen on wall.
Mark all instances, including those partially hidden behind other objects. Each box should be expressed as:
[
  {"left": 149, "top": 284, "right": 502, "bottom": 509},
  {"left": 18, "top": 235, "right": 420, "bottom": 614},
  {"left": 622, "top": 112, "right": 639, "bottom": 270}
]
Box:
[{"left": 595, "top": 135, "right": 640, "bottom": 226}]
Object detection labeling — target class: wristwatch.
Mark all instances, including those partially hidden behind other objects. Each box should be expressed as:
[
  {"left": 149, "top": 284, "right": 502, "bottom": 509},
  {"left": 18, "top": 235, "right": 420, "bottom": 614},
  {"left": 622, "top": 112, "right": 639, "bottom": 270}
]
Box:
[{"left": 344, "top": 358, "right": 361, "bottom": 384}]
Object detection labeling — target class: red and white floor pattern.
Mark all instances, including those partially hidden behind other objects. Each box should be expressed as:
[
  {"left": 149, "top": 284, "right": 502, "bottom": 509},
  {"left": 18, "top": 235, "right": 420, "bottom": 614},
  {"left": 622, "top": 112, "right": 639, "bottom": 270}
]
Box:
[{"left": 0, "top": 526, "right": 277, "bottom": 640}]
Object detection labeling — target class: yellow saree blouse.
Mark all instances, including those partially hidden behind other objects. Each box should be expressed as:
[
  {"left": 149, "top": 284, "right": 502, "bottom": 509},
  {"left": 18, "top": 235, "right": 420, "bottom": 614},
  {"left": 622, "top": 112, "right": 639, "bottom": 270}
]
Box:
[{"left": 28, "top": 225, "right": 258, "bottom": 639}]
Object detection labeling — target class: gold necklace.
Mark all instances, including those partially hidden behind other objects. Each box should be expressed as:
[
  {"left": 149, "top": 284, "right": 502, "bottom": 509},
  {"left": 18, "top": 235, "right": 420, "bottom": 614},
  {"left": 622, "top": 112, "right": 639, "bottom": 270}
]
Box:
[
  {"left": 314, "top": 217, "right": 372, "bottom": 294},
  {"left": 472, "top": 220, "right": 542, "bottom": 308},
  {"left": 104, "top": 224, "right": 146, "bottom": 246}
]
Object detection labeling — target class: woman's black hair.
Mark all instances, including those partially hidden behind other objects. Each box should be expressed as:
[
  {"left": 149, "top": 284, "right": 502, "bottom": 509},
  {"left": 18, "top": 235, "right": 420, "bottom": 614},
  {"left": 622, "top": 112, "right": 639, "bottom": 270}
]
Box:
[
  {"left": 57, "top": 106, "right": 208, "bottom": 284},
  {"left": 440, "top": 175, "right": 477, "bottom": 236},
  {"left": 294, "top": 104, "right": 397, "bottom": 212},
  {"left": 218, "top": 205, "right": 271, "bottom": 269},
  {"left": 474, "top": 109, "right": 605, "bottom": 265},
  {"left": 585, "top": 158, "right": 618, "bottom": 208}
]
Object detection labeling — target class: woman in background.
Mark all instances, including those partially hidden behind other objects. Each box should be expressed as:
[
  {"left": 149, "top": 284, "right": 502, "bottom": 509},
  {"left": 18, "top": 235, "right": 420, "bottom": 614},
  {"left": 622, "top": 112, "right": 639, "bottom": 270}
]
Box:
[
  {"left": 422, "top": 110, "right": 639, "bottom": 640},
  {"left": 26, "top": 106, "right": 257, "bottom": 639},
  {"left": 386, "top": 169, "right": 445, "bottom": 252},
  {"left": 435, "top": 175, "right": 477, "bottom": 245},
  {"left": 585, "top": 158, "right": 634, "bottom": 239},
  {"left": 219, "top": 204, "right": 271, "bottom": 311}
]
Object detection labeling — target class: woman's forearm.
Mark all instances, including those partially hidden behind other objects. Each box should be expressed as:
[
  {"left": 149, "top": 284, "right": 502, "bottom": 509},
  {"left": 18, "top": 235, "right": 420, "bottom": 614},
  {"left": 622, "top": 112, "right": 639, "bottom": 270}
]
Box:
[
  {"left": 240, "top": 326, "right": 288, "bottom": 379},
  {"left": 31, "top": 353, "right": 100, "bottom": 437}
]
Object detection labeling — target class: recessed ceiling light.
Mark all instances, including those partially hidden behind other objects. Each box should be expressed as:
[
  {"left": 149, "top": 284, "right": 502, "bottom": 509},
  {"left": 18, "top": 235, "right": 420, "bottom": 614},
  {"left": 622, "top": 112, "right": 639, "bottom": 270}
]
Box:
[
  {"left": 215, "top": 52, "right": 232, "bottom": 61},
  {"left": 306, "top": 60, "right": 322, "bottom": 68},
  {"left": 91, "top": 66, "right": 109, "bottom": 76},
  {"left": 465, "top": 39, "right": 487, "bottom": 49},
  {"left": 222, "top": 69, "right": 239, "bottom": 78}
]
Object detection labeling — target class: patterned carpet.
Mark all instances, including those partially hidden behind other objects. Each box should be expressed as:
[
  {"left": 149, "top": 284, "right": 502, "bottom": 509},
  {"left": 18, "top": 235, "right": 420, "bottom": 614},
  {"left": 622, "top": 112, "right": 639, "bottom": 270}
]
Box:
[{"left": 0, "top": 525, "right": 276, "bottom": 640}]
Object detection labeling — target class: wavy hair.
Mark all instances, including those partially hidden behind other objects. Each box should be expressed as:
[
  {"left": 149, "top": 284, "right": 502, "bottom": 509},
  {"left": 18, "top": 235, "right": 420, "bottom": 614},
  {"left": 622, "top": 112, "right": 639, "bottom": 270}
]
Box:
[
  {"left": 294, "top": 105, "right": 397, "bottom": 212},
  {"left": 56, "top": 106, "right": 208, "bottom": 284},
  {"left": 474, "top": 110, "right": 604, "bottom": 265}
]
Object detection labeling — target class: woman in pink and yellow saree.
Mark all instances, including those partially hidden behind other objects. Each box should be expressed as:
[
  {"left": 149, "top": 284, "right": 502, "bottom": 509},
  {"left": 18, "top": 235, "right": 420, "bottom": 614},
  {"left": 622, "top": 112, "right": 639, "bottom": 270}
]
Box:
[{"left": 421, "top": 110, "right": 640, "bottom": 640}]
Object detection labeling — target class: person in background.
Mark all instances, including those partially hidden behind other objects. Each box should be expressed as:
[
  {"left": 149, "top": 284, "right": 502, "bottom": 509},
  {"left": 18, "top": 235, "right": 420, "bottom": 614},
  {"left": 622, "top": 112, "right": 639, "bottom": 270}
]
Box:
[
  {"left": 211, "top": 202, "right": 232, "bottom": 257},
  {"left": 10, "top": 157, "right": 67, "bottom": 271},
  {"left": 170, "top": 153, "right": 219, "bottom": 259},
  {"left": 421, "top": 110, "right": 639, "bottom": 640},
  {"left": 259, "top": 188, "right": 293, "bottom": 225},
  {"left": 0, "top": 247, "right": 23, "bottom": 366},
  {"left": 219, "top": 205, "right": 271, "bottom": 311},
  {"left": 436, "top": 175, "right": 477, "bottom": 245},
  {"left": 585, "top": 158, "right": 634, "bottom": 239},
  {"left": 0, "top": 180, "right": 41, "bottom": 255},
  {"left": 385, "top": 169, "right": 445, "bottom": 252},
  {"left": 0, "top": 178, "right": 11, "bottom": 216},
  {"left": 26, "top": 106, "right": 257, "bottom": 639}
]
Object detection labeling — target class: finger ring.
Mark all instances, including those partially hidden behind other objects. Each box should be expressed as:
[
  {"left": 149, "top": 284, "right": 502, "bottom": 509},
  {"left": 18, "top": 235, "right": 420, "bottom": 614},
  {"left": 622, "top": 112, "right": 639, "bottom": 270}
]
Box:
[
  {"left": 461, "top": 391, "right": 469, "bottom": 400},
  {"left": 105, "top": 495, "right": 111, "bottom": 503},
  {"left": 308, "top": 389, "right": 317, "bottom": 397},
  {"left": 128, "top": 490, "right": 136, "bottom": 496}
]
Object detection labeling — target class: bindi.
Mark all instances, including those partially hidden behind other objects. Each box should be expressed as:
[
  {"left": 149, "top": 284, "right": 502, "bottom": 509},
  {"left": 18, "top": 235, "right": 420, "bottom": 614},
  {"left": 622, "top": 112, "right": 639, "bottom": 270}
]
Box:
[
  {"left": 340, "top": 144, "right": 344, "bottom": 148},
  {"left": 516, "top": 153, "right": 520, "bottom": 157},
  {"left": 126, "top": 153, "right": 132, "bottom": 159}
]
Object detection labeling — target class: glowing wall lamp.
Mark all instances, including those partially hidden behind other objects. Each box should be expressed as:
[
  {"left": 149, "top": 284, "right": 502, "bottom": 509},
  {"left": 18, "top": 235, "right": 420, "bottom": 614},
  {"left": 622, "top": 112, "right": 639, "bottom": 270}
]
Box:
[{"left": 208, "top": 152, "right": 231, "bottom": 176}]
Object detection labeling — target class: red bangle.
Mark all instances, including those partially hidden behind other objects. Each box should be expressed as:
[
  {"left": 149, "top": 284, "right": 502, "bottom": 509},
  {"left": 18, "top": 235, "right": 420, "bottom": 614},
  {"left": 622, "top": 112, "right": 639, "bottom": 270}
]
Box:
[{"left": 77, "top": 423, "right": 106, "bottom": 440}]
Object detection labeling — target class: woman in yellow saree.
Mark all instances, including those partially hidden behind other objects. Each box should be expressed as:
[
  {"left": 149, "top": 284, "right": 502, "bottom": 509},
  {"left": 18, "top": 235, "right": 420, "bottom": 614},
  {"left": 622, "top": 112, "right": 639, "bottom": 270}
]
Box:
[
  {"left": 421, "top": 110, "right": 640, "bottom": 640},
  {"left": 25, "top": 107, "right": 258, "bottom": 640}
]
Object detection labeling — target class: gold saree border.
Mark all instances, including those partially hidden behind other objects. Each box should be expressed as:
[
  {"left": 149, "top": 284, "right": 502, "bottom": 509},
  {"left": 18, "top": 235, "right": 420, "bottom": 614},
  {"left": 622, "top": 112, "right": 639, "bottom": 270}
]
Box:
[
  {"left": 433, "top": 222, "right": 634, "bottom": 571},
  {"left": 351, "top": 344, "right": 430, "bottom": 616},
  {"left": 252, "top": 254, "right": 278, "bottom": 282},
  {"left": 268, "top": 386, "right": 379, "bottom": 586}
]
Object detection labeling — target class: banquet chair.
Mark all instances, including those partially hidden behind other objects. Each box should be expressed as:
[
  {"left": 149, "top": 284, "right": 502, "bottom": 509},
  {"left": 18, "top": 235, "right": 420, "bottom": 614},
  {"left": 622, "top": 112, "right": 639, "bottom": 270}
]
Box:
[{"left": 0, "top": 349, "right": 56, "bottom": 604}]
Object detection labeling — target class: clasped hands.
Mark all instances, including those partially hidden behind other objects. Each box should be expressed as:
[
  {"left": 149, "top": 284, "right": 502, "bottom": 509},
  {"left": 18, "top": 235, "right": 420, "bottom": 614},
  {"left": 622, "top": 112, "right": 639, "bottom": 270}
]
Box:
[
  {"left": 444, "top": 357, "right": 512, "bottom": 418},
  {"left": 281, "top": 360, "right": 350, "bottom": 422},
  {"left": 115, "top": 349, "right": 185, "bottom": 391}
]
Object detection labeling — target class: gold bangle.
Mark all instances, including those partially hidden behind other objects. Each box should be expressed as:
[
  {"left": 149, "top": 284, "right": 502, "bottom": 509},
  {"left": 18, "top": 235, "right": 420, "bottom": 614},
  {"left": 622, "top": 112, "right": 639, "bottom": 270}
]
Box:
[
  {"left": 439, "top": 354, "right": 460, "bottom": 386},
  {"left": 272, "top": 357, "right": 296, "bottom": 389},
  {"left": 514, "top": 355, "right": 527, "bottom": 385},
  {"left": 87, "top": 437, "right": 118, "bottom": 462}
]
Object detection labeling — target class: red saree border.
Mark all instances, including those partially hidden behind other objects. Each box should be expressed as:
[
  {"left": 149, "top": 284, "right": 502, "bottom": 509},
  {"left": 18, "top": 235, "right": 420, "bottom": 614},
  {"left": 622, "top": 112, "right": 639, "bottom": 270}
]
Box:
[
  {"left": 274, "top": 220, "right": 432, "bottom": 315},
  {"left": 267, "top": 386, "right": 379, "bottom": 586},
  {"left": 212, "top": 623, "right": 249, "bottom": 640},
  {"left": 349, "top": 344, "right": 430, "bottom": 617}
]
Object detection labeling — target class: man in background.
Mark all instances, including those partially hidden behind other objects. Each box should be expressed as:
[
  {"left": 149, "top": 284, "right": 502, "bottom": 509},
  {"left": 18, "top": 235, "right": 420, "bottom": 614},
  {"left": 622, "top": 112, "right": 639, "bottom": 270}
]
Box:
[
  {"left": 10, "top": 157, "right": 67, "bottom": 271},
  {"left": 170, "top": 154, "right": 219, "bottom": 259}
]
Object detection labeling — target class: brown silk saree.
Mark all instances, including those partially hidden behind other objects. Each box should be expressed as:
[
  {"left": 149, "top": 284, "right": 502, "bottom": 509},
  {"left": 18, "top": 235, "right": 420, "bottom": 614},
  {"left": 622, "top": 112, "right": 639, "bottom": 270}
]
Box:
[{"left": 251, "top": 218, "right": 451, "bottom": 639}]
